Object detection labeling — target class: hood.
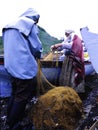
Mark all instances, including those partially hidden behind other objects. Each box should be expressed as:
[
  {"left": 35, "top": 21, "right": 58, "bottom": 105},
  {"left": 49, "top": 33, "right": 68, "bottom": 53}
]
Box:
[
  {"left": 3, "top": 8, "right": 40, "bottom": 36},
  {"left": 20, "top": 8, "right": 40, "bottom": 22}
]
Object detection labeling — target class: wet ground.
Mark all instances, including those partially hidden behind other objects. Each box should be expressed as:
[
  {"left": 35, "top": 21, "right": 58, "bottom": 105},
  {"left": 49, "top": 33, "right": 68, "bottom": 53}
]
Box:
[
  {"left": 77, "top": 73, "right": 98, "bottom": 130},
  {"left": 0, "top": 73, "right": 98, "bottom": 130}
]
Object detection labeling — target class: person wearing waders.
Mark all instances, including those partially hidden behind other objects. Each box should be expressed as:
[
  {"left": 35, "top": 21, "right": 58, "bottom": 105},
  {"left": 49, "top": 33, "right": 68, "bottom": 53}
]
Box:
[
  {"left": 2, "top": 8, "right": 42, "bottom": 130},
  {"left": 51, "top": 30, "right": 85, "bottom": 92}
]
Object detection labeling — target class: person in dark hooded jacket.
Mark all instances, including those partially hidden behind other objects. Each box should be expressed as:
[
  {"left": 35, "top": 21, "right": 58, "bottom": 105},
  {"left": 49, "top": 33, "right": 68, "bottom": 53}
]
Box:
[{"left": 2, "top": 8, "right": 42, "bottom": 130}]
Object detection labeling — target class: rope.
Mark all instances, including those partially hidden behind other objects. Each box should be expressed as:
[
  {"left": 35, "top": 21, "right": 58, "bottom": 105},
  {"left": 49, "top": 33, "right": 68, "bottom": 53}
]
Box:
[
  {"left": 36, "top": 50, "right": 63, "bottom": 95},
  {"left": 37, "top": 59, "right": 55, "bottom": 95}
]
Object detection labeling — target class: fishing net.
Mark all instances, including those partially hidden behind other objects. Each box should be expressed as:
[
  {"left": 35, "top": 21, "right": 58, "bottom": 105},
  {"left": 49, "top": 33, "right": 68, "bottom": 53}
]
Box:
[
  {"left": 43, "top": 52, "right": 54, "bottom": 61},
  {"left": 29, "top": 53, "right": 83, "bottom": 130},
  {"left": 43, "top": 51, "right": 62, "bottom": 61},
  {"left": 29, "top": 86, "right": 83, "bottom": 130},
  {"left": 59, "top": 55, "right": 85, "bottom": 93},
  {"left": 42, "top": 51, "right": 85, "bottom": 93}
]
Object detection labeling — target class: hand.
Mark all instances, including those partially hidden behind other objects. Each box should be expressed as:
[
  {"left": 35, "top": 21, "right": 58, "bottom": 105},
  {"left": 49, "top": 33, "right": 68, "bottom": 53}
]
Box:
[{"left": 50, "top": 45, "right": 57, "bottom": 51}]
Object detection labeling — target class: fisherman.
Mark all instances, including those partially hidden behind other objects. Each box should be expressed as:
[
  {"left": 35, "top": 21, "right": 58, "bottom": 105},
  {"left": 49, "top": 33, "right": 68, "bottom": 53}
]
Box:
[
  {"left": 51, "top": 29, "right": 85, "bottom": 92},
  {"left": 2, "top": 8, "right": 42, "bottom": 130},
  {"left": 51, "top": 29, "right": 75, "bottom": 60}
]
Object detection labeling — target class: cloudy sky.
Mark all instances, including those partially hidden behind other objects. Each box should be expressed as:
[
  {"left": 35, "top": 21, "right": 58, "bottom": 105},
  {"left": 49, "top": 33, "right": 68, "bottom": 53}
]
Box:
[{"left": 0, "top": 0, "right": 98, "bottom": 38}]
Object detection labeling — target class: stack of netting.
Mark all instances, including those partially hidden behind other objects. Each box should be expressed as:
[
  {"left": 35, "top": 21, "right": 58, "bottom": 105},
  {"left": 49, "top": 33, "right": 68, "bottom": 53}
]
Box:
[
  {"left": 43, "top": 51, "right": 62, "bottom": 61},
  {"left": 43, "top": 52, "right": 54, "bottom": 61},
  {"left": 30, "top": 86, "right": 83, "bottom": 130}
]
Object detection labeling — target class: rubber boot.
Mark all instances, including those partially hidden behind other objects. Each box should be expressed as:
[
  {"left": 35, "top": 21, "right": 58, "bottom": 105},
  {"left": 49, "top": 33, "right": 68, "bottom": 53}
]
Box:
[
  {"left": 7, "top": 101, "right": 27, "bottom": 130},
  {"left": 7, "top": 95, "right": 14, "bottom": 119}
]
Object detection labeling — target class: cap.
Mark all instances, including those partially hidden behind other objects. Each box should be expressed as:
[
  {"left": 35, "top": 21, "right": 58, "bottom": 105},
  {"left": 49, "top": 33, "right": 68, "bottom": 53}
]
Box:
[{"left": 65, "top": 29, "right": 75, "bottom": 34}]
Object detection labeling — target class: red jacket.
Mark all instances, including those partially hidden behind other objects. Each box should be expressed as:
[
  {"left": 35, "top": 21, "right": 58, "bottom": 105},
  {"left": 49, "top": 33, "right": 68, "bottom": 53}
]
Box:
[
  {"left": 72, "top": 35, "right": 84, "bottom": 62},
  {"left": 71, "top": 35, "right": 85, "bottom": 85}
]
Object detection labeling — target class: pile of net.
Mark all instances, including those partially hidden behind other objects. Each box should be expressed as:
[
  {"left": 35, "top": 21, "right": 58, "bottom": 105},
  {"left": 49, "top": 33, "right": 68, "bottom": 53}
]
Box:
[
  {"left": 29, "top": 86, "right": 83, "bottom": 130},
  {"left": 43, "top": 51, "right": 62, "bottom": 61}
]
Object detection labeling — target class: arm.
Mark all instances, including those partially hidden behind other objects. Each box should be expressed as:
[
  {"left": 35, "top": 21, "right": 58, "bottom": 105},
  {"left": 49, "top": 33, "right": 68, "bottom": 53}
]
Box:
[
  {"left": 51, "top": 43, "right": 63, "bottom": 50},
  {"left": 28, "top": 25, "right": 42, "bottom": 59}
]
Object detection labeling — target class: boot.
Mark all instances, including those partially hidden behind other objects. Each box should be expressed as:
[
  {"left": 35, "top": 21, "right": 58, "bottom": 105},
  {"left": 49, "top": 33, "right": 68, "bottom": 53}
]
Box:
[
  {"left": 11, "top": 122, "right": 22, "bottom": 130},
  {"left": 7, "top": 95, "right": 14, "bottom": 118},
  {"left": 7, "top": 101, "right": 27, "bottom": 130}
]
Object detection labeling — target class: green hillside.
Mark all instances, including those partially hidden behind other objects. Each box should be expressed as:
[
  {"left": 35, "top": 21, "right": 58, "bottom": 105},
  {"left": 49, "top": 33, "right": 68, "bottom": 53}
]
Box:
[
  {"left": 38, "top": 26, "right": 62, "bottom": 54},
  {"left": 0, "top": 36, "right": 3, "bottom": 54},
  {"left": 0, "top": 26, "right": 62, "bottom": 55}
]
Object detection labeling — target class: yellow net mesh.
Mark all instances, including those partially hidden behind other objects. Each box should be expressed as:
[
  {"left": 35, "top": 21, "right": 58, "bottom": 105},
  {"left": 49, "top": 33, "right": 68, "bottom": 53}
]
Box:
[
  {"left": 36, "top": 58, "right": 55, "bottom": 96},
  {"left": 30, "top": 86, "right": 83, "bottom": 130},
  {"left": 43, "top": 52, "right": 54, "bottom": 61},
  {"left": 43, "top": 51, "right": 62, "bottom": 65},
  {"left": 31, "top": 52, "right": 83, "bottom": 130}
]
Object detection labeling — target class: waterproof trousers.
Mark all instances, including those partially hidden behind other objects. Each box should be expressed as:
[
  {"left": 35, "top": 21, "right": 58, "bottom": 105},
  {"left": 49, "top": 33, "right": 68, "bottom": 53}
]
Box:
[{"left": 7, "top": 77, "right": 37, "bottom": 130}]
